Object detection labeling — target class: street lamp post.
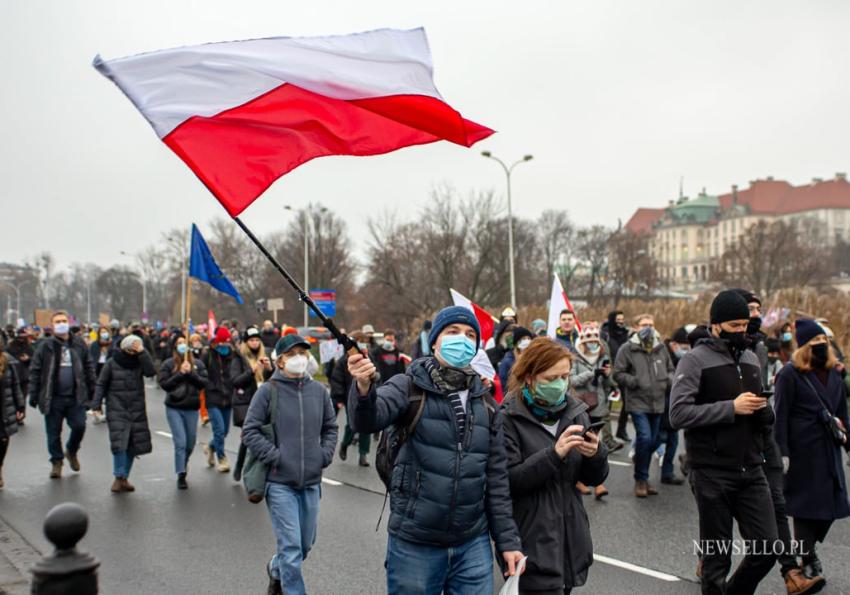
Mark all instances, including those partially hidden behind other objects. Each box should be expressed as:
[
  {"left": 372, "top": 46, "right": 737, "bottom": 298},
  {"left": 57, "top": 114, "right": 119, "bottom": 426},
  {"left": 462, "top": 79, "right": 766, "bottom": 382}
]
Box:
[
  {"left": 119, "top": 252, "right": 146, "bottom": 320},
  {"left": 284, "top": 204, "right": 328, "bottom": 328},
  {"left": 481, "top": 151, "right": 533, "bottom": 309},
  {"left": 0, "top": 279, "right": 31, "bottom": 325}
]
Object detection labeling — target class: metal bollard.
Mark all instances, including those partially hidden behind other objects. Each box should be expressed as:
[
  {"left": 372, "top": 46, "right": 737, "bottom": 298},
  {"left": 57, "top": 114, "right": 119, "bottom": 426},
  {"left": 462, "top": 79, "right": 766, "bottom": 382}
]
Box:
[{"left": 30, "top": 502, "right": 100, "bottom": 595}]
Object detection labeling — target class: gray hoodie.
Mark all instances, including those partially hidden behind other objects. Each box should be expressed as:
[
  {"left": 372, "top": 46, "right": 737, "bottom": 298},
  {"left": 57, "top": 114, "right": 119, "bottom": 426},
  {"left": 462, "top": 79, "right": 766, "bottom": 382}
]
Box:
[
  {"left": 242, "top": 369, "right": 338, "bottom": 488},
  {"left": 613, "top": 332, "right": 674, "bottom": 414}
]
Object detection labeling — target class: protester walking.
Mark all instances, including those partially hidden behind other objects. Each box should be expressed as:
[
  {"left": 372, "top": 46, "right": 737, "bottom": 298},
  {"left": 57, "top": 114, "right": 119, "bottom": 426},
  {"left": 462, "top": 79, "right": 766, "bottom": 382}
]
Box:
[
  {"left": 242, "top": 334, "right": 338, "bottom": 595},
  {"left": 347, "top": 305, "right": 524, "bottom": 595},
  {"left": 91, "top": 334, "right": 156, "bottom": 493},
  {"left": 613, "top": 313, "right": 674, "bottom": 497},
  {"left": 158, "top": 334, "right": 208, "bottom": 489},
  {"left": 28, "top": 310, "right": 96, "bottom": 478},
  {"left": 497, "top": 326, "right": 534, "bottom": 390},
  {"left": 670, "top": 290, "right": 779, "bottom": 595},
  {"left": 202, "top": 327, "right": 235, "bottom": 472},
  {"left": 0, "top": 338, "right": 25, "bottom": 489},
  {"left": 5, "top": 328, "right": 33, "bottom": 400},
  {"left": 503, "top": 337, "right": 608, "bottom": 593},
  {"left": 231, "top": 325, "right": 272, "bottom": 481},
  {"left": 571, "top": 323, "right": 618, "bottom": 498},
  {"left": 331, "top": 331, "right": 372, "bottom": 466},
  {"left": 370, "top": 329, "right": 406, "bottom": 383},
  {"left": 774, "top": 319, "right": 849, "bottom": 588}
]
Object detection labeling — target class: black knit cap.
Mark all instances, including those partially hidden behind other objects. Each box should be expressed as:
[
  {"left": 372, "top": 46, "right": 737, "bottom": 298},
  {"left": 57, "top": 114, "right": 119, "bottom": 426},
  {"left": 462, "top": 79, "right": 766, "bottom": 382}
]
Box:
[
  {"left": 512, "top": 326, "right": 534, "bottom": 345},
  {"left": 671, "top": 326, "right": 689, "bottom": 344},
  {"left": 731, "top": 288, "right": 761, "bottom": 307},
  {"left": 710, "top": 290, "right": 750, "bottom": 324}
]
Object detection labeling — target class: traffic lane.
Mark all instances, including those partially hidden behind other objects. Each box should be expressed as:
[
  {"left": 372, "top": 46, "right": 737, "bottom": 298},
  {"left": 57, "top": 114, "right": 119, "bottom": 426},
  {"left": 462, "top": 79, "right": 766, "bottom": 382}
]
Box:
[{"left": 2, "top": 414, "right": 693, "bottom": 595}]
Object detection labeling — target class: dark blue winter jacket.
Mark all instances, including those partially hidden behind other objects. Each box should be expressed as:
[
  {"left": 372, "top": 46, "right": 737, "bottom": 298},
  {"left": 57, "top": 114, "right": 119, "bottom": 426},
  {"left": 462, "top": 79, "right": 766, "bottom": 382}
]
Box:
[{"left": 348, "top": 357, "right": 522, "bottom": 552}]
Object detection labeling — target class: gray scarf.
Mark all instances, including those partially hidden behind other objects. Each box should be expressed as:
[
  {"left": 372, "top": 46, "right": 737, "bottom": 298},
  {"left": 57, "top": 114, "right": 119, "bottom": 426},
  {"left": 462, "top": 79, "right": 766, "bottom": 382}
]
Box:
[{"left": 424, "top": 358, "right": 476, "bottom": 393}]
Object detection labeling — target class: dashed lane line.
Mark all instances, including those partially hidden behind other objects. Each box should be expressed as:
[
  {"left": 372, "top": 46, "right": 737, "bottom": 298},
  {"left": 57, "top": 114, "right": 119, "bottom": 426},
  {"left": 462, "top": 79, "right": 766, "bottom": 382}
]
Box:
[{"left": 593, "top": 554, "right": 681, "bottom": 582}]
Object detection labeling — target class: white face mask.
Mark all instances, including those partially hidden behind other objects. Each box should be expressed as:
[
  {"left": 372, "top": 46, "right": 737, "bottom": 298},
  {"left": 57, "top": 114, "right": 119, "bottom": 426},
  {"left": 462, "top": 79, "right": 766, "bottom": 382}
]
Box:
[
  {"left": 517, "top": 338, "right": 532, "bottom": 351},
  {"left": 284, "top": 354, "right": 309, "bottom": 376}
]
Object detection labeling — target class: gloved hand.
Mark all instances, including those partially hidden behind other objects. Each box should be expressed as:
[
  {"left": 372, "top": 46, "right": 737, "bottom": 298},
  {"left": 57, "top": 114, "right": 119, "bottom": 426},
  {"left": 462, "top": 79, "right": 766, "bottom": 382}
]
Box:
[{"left": 782, "top": 456, "right": 790, "bottom": 474}]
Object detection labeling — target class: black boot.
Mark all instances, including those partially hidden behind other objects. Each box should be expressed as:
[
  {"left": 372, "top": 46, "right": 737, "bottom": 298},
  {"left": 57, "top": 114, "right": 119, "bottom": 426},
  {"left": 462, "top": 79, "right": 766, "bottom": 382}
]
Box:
[
  {"left": 339, "top": 442, "right": 348, "bottom": 461},
  {"left": 267, "top": 558, "right": 283, "bottom": 595},
  {"left": 177, "top": 473, "right": 188, "bottom": 490}
]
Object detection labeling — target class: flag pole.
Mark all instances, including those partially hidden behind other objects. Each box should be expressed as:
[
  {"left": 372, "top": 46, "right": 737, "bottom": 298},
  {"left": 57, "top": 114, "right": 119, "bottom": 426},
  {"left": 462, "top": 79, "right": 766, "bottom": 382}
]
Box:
[
  {"left": 185, "top": 277, "right": 193, "bottom": 328},
  {"left": 232, "top": 216, "right": 356, "bottom": 352}
]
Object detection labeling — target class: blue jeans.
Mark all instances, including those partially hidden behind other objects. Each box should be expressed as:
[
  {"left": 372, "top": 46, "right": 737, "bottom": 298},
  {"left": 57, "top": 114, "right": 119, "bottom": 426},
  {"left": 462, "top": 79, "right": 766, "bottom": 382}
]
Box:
[
  {"left": 631, "top": 412, "right": 662, "bottom": 482},
  {"left": 44, "top": 395, "right": 87, "bottom": 463},
  {"left": 655, "top": 428, "right": 679, "bottom": 479},
  {"left": 207, "top": 406, "right": 231, "bottom": 458},
  {"left": 265, "top": 482, "right": 321, "bottom": 595},
  {"left": 165, "top": 406, "right": 198, "bottom": 475},
  {"left": 386, "top": 532, "right": 493, "bottom": 595},
  {"left": 113, "top": 450, "right": 134, "bottom": 478}
]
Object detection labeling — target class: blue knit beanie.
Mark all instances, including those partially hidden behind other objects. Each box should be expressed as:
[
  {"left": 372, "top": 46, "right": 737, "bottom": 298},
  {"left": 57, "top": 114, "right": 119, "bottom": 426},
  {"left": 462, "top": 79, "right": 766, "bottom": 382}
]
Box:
[
  {"left": 428, "top": 306, "right": 481, "bottom": 350},
  {"left": 795, "top": 319, "right": 824, "bottom": 347}
]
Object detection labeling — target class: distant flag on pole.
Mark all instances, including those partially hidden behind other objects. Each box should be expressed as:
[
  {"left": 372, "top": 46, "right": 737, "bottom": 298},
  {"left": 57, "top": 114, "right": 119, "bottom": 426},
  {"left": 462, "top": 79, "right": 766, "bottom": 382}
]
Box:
[
  {"left": 208, "top": 310, "right": 217, "bottom": 336},
  {"left": 449, "top": 288, "right": 497, "bottom": 346},
  {"left": 189, "top": 224, "right": 243, "bottom": 304},
  {"left": 93, "top": 28, "right": 494, "bottom": 217},
  {"left": 546, "top": 274, "right": 581, "bottom": 339}
]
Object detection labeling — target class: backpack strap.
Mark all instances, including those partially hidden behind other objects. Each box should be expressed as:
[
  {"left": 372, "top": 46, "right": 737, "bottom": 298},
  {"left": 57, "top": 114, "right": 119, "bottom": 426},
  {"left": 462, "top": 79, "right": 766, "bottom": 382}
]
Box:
[{"left": 397, "top": 376, "right": 426, "bottom": 441}]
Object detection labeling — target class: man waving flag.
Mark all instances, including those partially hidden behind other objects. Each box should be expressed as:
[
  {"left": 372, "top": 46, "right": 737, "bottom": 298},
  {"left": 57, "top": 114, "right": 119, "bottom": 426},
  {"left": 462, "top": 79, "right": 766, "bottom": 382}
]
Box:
[{"left": 94, "top": 28, "right": 494, "bottom": 217}]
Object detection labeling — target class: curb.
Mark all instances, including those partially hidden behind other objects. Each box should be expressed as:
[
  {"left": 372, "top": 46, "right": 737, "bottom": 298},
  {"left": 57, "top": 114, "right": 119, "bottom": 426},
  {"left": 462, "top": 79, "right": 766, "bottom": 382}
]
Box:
[{"left": 0, "top": 515, "right": 41, "bottom": 594}]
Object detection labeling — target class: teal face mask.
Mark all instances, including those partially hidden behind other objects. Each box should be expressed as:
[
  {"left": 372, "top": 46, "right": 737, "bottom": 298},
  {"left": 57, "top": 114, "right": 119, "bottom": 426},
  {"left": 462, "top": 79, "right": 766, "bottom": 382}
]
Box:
[
  {"left": 438, "top": 334, "right": 477, "bottom": 368},
  {"left": 532, "top": 377, "right": 568, "bottom": 406}
]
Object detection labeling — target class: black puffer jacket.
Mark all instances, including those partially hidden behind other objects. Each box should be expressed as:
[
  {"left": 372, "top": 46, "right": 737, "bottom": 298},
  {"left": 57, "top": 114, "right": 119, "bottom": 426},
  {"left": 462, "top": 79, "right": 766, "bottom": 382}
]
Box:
[
  {"left": 92, "top": 350, "right": 156, "bottom": 456},
  {"left": 5, "top": 338, "right": 33, "bottom": 396},
  {"left": 28, "top": 335, "right": 96, "bottom": 414},
  {"left": 202, "top": 348, "right": 234, "bottom": 408},
  {"left": 348, "top": 357, "right": 522, "bottom": 552},
  {"left": 502, "top": 393, "right": 608, "bottom": 591},
  {"left": 1, "top": 355, "right": 24, "bottom": 437},
  {"left": 230, "top": 351, "right": 271, "bottom": 427},
  {"left": 158, "top": 357, "right": 208, "bottom": 410}
]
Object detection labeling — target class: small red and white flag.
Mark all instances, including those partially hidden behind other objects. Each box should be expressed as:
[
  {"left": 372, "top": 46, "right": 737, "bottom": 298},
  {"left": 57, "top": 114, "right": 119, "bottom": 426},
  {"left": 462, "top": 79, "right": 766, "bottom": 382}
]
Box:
[
  {"left": 207, "top": 310, "right": 217, "bottom": 336},
  {"left": 449, "top": 288, "right": 497, "bottom": 346},
  {"left": 546, "top": 274, "right": 581, "bottom": 338},
  {"left": 94, "top": 28, "right": 493, "bottom": 216}
]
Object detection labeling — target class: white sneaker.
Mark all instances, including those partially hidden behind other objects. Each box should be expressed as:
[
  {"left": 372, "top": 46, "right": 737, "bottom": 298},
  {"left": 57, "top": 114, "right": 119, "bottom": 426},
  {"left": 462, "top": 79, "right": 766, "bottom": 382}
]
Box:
[{"left": 628, "top": 448, "right": 635, "bottom": 461}]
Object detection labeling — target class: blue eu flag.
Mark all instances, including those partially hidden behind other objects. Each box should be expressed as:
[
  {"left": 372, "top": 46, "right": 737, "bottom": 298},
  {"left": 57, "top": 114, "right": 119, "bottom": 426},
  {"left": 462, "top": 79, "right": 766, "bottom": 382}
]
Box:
[{"left": 189, "top": 224, "right": 244, "bottom": 304}]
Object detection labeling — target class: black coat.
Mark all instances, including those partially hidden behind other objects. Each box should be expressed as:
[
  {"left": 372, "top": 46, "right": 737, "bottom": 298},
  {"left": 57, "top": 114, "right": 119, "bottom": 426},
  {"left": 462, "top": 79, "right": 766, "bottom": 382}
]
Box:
[
  {"left": 329, "top": 353, "right": 354, "bottom": 402},
  {"left": 1, "top": 356, "right": 24, "bottom": 437},
  {"left": 158, "top": 357, "right": 208, "bottom": 410},
  {"left": 230, "top": 352, "right": 272, "bottom": 427},
  {"left": 5, "top": 338, "right": 33, "bottom": 396},
  {"left": 370, "top": 346, "right": 406, "bottom": 385},
  {"left": 502, "top": 394, "right": 609, "bottom": 591},
  {"left": 92, "top": 350, "right": 156, "bottom": 456},
  {"left": 89, "top": 341, "right": 112, "bottom": 377},
  {"left": 202, "top": 348, "right": 234, "bottom": 408},
  {"left": 28, "top": 335, "right": 96, "bottom": 414},
  {"left": 774, "top": 365, "right": 850, "bottom": 521}
]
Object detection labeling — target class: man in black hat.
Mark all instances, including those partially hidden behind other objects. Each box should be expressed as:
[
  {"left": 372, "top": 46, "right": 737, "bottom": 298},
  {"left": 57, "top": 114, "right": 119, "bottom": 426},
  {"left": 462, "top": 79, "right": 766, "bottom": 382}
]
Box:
[{"left": 670, "top": 290, "right": 779, "bottom": 595}]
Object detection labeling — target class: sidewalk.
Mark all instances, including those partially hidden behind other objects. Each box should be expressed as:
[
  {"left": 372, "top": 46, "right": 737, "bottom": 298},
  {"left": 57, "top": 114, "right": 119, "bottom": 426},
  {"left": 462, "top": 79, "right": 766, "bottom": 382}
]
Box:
[{"left": 0, "top": 516, "right": 40, "bottom": 595}]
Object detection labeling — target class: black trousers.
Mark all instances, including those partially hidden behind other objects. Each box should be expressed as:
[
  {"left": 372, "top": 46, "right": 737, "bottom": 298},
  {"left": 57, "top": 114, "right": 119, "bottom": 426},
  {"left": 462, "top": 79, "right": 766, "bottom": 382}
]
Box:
[
  {"left": 0, "top": 436, "right": 8, "bottom": 468},
  {"left": 690, "top": 466, "right": 778, "bottom": 595},
  {"left": 793, "top": 518, "right": 833, "bottom": 565},
  {"left": 763, "top": 466, "right": 798, "bottom": 576}
]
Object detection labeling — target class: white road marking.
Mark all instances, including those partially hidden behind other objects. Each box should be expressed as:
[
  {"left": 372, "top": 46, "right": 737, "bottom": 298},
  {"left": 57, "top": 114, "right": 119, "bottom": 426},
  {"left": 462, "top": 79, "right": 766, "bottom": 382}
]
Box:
[
  {"left": 321, "top": 478, "right": 342, "bottom": 486},
  {"left": 608, "top": 460, "right": 631, "bottom": 467},
  {"left": 155, "top": 431, "right": 173, "bottom": 439},
  {"left": 593, "top": 554, "right": 680, "bottom": 581}
]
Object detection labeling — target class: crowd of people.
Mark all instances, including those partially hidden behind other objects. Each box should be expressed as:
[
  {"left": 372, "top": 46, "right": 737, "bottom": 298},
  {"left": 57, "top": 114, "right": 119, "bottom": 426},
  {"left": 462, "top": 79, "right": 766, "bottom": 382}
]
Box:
[{"left": 0, "top": 291, "right": 848, "bottom": 595}]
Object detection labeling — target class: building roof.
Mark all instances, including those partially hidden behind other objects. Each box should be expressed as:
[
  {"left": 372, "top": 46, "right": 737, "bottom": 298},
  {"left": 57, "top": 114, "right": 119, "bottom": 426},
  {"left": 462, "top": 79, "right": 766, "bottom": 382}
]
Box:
[
  {"left": 667, "top": 194, "right": 719, "bottom": 225},
  {"left": 624, "top": 208, "right": 665, "bottom": 234},
  {"left": 716, "top": 175, "right": 850, "bottom": 216}
]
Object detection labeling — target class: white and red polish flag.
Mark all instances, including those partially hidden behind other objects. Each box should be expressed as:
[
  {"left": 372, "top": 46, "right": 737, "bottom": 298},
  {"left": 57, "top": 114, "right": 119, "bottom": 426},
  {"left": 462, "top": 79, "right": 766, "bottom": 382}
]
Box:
[
  {"left": 93, "top": 28, "right": 494, "bottom": 216},
  {"left": 449, "top": 289, "right": 496, "bottom": 345},
  {"left": 546, "top": 274, "right": 582, "bottom": 338}
]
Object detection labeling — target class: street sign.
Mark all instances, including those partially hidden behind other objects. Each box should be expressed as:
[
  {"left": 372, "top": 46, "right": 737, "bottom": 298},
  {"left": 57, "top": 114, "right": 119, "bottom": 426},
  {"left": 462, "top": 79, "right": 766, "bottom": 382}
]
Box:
[
  {"left": 267, "top": 298, "right": 284, "bottom": 311},
  {"left": 308, "top": 289, "right": 336, "bottom": 318}
]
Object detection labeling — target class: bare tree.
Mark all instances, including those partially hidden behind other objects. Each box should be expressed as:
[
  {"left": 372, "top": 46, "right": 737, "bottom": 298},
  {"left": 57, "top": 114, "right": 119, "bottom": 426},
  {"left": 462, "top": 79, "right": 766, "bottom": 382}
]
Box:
[
  {"left": 576, "top": 225, "right": 612, "bottom": 300},
  {"left": 607, "top": 230, "right": 659, "bottom": 304}
]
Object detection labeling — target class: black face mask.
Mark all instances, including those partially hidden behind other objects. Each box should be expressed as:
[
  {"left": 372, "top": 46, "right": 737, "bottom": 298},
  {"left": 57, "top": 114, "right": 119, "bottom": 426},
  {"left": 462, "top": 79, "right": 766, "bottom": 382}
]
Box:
[
  {"left": 811, "top": 343, "right": 829, "bottom": 367},
  {"left": 746, "top": 317, "right": 762, "bottom": 337},
  {"left": 768, "top": 356, "right": 779, "bottom": 364},
  {"left": 719, "top": 330, "right": 748, "bottom": 352}
]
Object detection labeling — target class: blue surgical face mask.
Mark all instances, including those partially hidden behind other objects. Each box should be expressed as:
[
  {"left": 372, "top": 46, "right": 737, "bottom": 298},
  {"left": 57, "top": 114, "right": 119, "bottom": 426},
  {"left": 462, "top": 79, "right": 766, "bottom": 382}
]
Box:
[
  {"left": 438, "top": 334, "right": 477, "bottom": 368},
  {"left": 54, "top": 322, "right": 70, "bottom": 335},
  {"left": 781, "top": 332, "right": 793, "bottom": 343},
  {"left": 176, "top": 343, "right": 188, "bottom": 355},
  {"left": 216, "top": 344, "right": 231, "bottom": 356}
]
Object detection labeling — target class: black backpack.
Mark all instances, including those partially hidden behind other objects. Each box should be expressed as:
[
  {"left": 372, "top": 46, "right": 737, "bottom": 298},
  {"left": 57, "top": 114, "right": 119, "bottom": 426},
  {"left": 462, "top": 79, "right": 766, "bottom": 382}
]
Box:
[{"left": 375, "top": 377, "right": 426, "bottom": 490}]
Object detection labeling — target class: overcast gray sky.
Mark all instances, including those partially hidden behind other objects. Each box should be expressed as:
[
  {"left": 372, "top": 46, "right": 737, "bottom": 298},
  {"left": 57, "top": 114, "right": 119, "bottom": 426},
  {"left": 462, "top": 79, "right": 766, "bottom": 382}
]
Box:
[{"left": 3, "top": 1, "right": 849, "bottom": 270}]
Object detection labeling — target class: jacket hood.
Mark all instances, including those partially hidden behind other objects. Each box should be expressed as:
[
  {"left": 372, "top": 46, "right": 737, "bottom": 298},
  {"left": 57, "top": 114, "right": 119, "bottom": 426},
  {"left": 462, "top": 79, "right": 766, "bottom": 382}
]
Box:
[
  {"left": 408, "top": 357, "right": 489, "bottom": 398},
  {"left": 493, "top": 320, "right": 513, "bottom": 343},
  {"left": 268, "top": 368, "right": 309, "bottom": 386}
]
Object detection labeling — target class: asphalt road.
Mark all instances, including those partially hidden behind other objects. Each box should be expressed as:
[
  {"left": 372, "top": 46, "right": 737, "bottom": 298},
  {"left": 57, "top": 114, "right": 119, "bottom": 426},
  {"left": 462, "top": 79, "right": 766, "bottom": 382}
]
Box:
[{"left": 1, "top": 381, "right": 848, "bottom": 594}]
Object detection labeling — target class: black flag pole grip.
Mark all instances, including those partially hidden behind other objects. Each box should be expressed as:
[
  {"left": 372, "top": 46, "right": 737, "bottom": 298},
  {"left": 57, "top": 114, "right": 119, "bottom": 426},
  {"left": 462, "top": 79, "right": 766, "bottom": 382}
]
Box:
[{"left": 232, "top": 216, "right": 358, "bottom": 354}]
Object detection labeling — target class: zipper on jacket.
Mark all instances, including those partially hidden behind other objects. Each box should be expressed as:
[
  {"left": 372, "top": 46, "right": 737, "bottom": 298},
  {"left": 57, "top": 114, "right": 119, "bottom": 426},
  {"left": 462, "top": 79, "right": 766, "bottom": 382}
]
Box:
[
  {"left": 447, "top": 441, "right": 462, "bottom": 531},
  {"left": 298, "top": 381, "right": 305, "bottom": 487}
]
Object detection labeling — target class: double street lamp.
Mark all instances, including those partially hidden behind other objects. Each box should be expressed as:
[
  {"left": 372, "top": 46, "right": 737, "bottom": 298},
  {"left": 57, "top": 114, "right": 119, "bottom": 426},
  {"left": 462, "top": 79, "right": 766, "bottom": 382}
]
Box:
[
  {"left": 481, "top": 151, "right": 533, "bottom": 309},
  {"left": 0, "top": 279, "right": 31, "bottom": 325}
]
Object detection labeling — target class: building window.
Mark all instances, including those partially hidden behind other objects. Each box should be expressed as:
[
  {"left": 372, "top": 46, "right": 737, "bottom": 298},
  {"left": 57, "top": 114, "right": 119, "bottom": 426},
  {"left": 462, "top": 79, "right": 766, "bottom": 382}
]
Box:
[{"left": 682, "top": 266, "right": 688, "bottom": 279}]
